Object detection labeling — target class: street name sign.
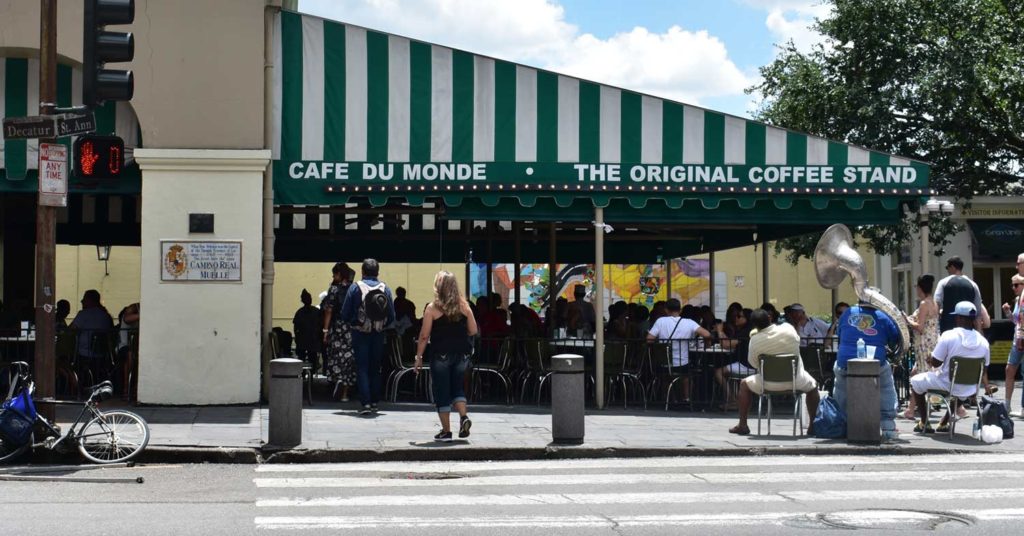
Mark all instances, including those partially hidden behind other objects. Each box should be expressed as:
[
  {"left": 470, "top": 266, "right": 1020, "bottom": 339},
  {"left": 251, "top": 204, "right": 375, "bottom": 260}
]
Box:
[
  {"left": 38, "top": 142, "right": 68, "bottom": 208},
  {"left": 3, "top": 115, "right": 56, "bottom": 140},
  {"left": 56, "top": 112, "right": 96, "bottom": 137}
]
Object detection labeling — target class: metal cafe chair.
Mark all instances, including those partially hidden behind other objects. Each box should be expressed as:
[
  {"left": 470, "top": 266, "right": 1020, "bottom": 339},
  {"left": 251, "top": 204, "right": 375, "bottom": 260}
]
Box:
[
  {"left": 648, "top": 340, "right": 693, "bottom": 411},
  {"left": 925, "top": 355, "right": 986, "bottom": 439},
  {"left": 604, "top": 340, "right": 647, "bottom": 410},
  {"left": 470, "top": 337, "right": 514, "bottom": 405},
  {"left": 756, "top": 353, "right": 803, "bottom": 436}
]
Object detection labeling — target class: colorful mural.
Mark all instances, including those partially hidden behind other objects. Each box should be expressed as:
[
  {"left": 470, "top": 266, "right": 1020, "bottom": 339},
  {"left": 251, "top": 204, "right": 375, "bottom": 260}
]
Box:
[{"left": 471, "top": 259, "right": 711, "bottom": 313}]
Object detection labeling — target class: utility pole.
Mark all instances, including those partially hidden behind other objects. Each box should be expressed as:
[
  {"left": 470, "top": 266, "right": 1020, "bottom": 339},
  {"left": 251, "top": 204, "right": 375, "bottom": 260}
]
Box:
[{"left": 35, "top": 0, "right": 58, "bottom": 419}]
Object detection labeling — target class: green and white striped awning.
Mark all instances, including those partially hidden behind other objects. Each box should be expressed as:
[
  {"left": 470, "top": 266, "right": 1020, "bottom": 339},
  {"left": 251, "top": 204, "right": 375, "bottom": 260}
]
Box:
[
  {"left": 272, "top": 10, "right": 927, "bottom": 221},
  {"left": 1, "top": 57, "right": 140, "bottom": 192}
]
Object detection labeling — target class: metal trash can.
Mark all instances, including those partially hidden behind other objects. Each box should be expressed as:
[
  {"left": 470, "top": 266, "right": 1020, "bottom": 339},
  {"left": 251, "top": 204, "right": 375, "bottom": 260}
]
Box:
[
  {"left": 551, "top": 353, "right": 585, "bottom": 445},
  {"left": 846, "top": 358, "right": 880, "bottom": 444},
  {"left": 268, "top": 358, "right": 303, "bottom": 448}
]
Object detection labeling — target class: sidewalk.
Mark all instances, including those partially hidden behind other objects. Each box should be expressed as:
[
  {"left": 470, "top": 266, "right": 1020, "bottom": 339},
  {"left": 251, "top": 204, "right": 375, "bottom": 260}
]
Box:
[{"left": 56, "top": 399, "right": 1024, "bottom": 464}]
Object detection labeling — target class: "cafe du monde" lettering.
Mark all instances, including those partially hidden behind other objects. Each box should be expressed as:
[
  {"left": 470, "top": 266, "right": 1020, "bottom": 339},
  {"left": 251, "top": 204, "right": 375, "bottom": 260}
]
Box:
[{"left": 288, "top": 162, "right": 921, "bottom": 186}]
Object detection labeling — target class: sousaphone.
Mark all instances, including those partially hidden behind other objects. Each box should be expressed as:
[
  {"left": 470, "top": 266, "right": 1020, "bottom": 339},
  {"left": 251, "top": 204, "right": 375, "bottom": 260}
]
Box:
[{"left": 814, "top": 224, "right": 909, "bottom": 361}]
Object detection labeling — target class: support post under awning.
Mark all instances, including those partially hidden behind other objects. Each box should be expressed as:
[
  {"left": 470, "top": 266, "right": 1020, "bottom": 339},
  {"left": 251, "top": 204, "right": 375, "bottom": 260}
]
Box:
[{"left": 594, "top": 206, "right": 605, "bottom": 410}]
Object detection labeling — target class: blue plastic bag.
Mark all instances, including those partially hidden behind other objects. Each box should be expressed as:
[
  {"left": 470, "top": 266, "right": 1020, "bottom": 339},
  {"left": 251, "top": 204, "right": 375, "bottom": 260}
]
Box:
[
  {"left": 813, "top": 395, "right": 847, "bottom": 439},
  {"left": 0, "top": 387, "right": 37, "bottom": 446}
]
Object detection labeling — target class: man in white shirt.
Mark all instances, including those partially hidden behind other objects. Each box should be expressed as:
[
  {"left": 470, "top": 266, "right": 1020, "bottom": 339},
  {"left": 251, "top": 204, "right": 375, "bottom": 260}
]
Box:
[
  {"left": 729, "top": 309, "right": 819, "bottom": 435},
  {"left": 785, "top": 303, "right": 830, "bottom": 346},
  {"left": 647, "top": 298, "right": 711, "bottom": 402},
  {"left": 909, "top": 301, "right": 991, "bottom": 433}
]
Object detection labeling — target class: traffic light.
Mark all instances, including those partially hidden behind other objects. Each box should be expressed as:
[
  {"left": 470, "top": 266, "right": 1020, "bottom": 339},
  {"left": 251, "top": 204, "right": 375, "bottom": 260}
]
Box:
[
  {"left": 83, "top": 0, "right": 135, "bottom": 107},
  {"left": 74, "top": 135, "right": 125, "bottom": 179}
]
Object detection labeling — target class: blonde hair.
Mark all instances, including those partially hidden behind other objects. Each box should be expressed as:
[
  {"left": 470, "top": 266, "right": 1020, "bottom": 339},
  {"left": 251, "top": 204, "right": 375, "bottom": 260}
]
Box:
[
  {"left": 1012, "top": 274, "right": 1024, "bottom": 285},
  {"left": 432, "top": 271, "right": 465, "bottom": 320}
]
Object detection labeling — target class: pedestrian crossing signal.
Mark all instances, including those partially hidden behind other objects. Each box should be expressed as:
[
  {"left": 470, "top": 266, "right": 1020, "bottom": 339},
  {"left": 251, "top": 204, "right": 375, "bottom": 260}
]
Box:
[{"left": 74, "top": 135, "right": 124, "bottom": 178}]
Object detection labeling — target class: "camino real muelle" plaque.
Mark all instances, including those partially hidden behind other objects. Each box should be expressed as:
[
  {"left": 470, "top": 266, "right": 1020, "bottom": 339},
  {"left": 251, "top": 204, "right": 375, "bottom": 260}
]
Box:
[{"left": 160, "top": 240, "right": 242, "bottom": 282}]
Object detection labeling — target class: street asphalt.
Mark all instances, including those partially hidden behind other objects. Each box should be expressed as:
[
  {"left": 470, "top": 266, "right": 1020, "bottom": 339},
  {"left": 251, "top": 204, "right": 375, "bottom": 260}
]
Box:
[{"left": 2, "top": 453, "right": 1024, "bottom": 535}]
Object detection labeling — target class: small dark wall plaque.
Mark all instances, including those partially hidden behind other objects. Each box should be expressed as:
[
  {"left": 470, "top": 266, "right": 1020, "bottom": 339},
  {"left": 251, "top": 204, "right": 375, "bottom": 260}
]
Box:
[{"left": 189, "top": 213, "right": 214, "bottom": 233}]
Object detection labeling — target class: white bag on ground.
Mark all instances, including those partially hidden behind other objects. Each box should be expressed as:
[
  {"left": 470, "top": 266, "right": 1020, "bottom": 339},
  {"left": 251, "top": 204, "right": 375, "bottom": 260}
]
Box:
[{"left": 981, "top": 424, "right": 1004, "bottom": 444}]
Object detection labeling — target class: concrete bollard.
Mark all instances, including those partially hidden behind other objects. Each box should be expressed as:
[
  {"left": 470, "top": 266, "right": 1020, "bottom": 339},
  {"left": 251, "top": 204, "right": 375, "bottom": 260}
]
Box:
[
  {"left": 846, "top": 358, "right": 881, "bottom": 444},
  {"left": 268, "top": 358, "right": 303, "bottom": 448},
  {"left": 551, "top": 354, "right": 585, "bottom": 445}
]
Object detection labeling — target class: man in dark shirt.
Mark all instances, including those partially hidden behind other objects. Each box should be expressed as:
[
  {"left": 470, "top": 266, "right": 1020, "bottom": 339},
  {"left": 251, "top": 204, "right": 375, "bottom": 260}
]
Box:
[
  {"left": 393, "top": 287, "right": 416, "bottom": 321},
  {"left": 934, "top": 256, "right": 987, "bottom": 332},
  {"left": 292, "top": 289, "right": 322, "bottom": 365}
]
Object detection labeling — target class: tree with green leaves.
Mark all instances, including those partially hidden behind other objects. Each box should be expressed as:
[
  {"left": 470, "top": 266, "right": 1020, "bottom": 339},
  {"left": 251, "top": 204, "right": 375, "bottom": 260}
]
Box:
[{"left": 752, "top": 0, "right": 1024, "bottom": 262}]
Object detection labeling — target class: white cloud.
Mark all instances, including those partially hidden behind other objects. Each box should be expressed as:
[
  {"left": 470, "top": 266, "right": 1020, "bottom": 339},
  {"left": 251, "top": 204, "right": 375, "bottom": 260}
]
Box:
[
  {"left": 742, "top": 0, "right": 831, "bottom": 53},
  {"left": 298, "top": 0, "right": 753, "bottom": 108}
]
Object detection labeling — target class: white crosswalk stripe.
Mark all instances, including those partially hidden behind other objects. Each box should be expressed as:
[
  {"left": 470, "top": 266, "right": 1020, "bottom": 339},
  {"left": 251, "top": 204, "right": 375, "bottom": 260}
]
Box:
[{"left": 253, "top": 454, "right": 1024, "bottom": 532}]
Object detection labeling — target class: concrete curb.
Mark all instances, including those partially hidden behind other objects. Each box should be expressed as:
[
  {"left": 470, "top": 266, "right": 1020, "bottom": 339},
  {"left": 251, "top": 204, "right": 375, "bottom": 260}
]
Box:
[{"left": 112, "top": 443, "right": 1016, "bottom": 464}]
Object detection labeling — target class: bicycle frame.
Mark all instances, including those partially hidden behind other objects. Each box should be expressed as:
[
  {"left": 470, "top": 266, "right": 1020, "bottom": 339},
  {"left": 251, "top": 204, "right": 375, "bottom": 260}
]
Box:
[{"left": 32, "top": 396, "right": 109, "bottom": 451}]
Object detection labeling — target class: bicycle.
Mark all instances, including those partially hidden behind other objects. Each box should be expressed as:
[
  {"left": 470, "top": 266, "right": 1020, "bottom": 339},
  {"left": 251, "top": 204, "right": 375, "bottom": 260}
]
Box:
[{"left": 0, "top": 362, "right": 150, "bottom": 464}]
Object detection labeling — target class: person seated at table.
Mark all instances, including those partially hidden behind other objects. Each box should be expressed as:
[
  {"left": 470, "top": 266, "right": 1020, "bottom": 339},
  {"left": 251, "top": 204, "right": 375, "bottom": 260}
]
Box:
[
  {"left": 728, "top": 309, "right": 819, "bottom": 436},
  {"left": 759, "top": 302, "right": 781, "bottom": 324},
  {"left": 567, "top": 285, "right": 596, "bottom": 337},
  {"left": 909, "top": 301, "right": 993, "bottom": 434},
  {"left": 649, "top": 301, "right": 667, "bottom": 325},
  {"left": 647, "top": 298, "right": 712, "bottom": 403},
  {"left": 714, "top": 308, "right": 752, "bottom": 407},
  {"left": 825, "top": 301, "right": 850, "bottom": 340},
  {"left": 55, "top": 299, "right": 71, "bottom": 331},
  {"left": 70, "top": 289, "right": 115, "bottom": 385},
  {"left": 784, "top": 303, "right": 830, "bottom": 346}
]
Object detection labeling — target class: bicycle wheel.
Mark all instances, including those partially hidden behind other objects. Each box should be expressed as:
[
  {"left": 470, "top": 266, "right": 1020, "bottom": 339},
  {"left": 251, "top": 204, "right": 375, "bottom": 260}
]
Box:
[
  {"left": 77, "top": 410, "right": 150, "bottom": 464},
  {"left": 0, "top": 434, "right": 31, "bottom": 464}
]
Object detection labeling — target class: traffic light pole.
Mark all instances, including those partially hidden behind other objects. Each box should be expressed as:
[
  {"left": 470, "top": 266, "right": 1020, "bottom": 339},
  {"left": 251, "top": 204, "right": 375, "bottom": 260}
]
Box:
[{"left": 34, "top": 0, "right": 58, "bottom": 419}]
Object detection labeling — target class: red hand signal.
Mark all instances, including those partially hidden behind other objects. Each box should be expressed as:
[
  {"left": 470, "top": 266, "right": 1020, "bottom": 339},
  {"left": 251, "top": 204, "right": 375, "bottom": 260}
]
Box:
[{"left": 79, "top": 141, "right": 100, "bottom": 176}]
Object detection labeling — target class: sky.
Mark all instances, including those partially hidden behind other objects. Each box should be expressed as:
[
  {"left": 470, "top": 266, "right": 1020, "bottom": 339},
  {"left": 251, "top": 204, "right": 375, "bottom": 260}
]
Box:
[{"left": 297, "top": 0, "right": 832, "bottom": 118}]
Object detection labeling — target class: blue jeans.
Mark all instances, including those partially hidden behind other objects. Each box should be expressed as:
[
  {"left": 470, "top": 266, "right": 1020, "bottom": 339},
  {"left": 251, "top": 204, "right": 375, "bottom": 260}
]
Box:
[
  {"left": 351, "top": 331, "right": 384, "bottom": 406},
  {"left": 430, "top": 353, "right": 469, "bottom": 413},
  {"left": 833, "top": 361, "right": 897, "bottom": 433}
]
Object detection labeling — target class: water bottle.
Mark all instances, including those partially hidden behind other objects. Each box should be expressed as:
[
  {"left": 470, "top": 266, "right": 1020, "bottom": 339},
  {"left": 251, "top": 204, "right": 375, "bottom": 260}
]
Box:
[{"left": 856, "top": 338, "right": 866, "bottom": 359}]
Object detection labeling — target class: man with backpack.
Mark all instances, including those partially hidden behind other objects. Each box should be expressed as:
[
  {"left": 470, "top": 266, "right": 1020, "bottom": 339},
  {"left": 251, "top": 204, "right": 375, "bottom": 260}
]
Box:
[{"left": 341, "top": 259, "right": 395, "bottom": 415}]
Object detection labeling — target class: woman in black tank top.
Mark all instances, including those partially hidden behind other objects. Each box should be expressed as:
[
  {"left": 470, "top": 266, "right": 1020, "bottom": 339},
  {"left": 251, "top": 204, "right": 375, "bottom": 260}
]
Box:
[{"left": 415, "top": 271, "right": 479, "bottom": 442}]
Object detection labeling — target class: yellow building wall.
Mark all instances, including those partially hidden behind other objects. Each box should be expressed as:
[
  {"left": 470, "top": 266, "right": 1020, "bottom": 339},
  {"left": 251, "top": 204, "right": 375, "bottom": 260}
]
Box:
[
  {"left": 56, "top": 245, "right": 141, "bottom": 319},
  {"left": 54, "top": 243, "right": 875, "bottom": 326},
  {"left": 270, "top": 262, "right": 464, "bottom": 329}
]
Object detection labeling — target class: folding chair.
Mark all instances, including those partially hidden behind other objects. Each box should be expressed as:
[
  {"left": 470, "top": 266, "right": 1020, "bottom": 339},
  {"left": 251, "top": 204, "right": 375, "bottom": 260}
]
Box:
[
  {"left": 925, "top": 355, "right": 985, "bottom": 439},
  {"left": 756, "top": 353, "right": 803, "bottom": 436}
]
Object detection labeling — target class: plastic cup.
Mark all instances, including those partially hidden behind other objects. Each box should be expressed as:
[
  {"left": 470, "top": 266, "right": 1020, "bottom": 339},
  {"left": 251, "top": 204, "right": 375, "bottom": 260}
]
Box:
[{"left": 866, "top": 345, "right": 877, "bottom": 359}]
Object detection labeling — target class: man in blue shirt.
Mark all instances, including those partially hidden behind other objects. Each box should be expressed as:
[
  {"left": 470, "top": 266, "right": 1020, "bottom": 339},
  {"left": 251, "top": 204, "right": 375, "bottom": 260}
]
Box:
[
  {"left": 834, "top": 302, "right": 902, "bottom": 440},
  {"left": 341, "top": 258, "right": 396, "bottom": 415}
]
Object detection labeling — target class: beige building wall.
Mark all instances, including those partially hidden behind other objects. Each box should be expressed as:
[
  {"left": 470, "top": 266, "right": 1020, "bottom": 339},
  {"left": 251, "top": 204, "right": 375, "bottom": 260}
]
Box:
[{"left": 0, "top": 0, "right": 267, "bottom": 149}]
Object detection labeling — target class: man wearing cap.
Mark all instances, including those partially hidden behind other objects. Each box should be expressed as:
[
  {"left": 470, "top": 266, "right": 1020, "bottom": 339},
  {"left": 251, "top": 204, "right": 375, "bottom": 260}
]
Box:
[
  {"left": 833, "top": 301, "right": 902, "bottom": 440},
  {"left": 934, "top": 256, "right": 989, "bottom": 333},
  {"left": 909, "top": 301, "right": 992, "bottom": 433},
  {"left": 784, "top": 303, "right": 830, "bottom": 346}
]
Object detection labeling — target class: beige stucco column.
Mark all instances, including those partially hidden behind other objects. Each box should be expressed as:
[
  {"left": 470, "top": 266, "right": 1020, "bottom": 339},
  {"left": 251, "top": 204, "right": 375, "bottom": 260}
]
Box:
[{"left": 135, "top": 149, "right": 271, "bottom": 404}]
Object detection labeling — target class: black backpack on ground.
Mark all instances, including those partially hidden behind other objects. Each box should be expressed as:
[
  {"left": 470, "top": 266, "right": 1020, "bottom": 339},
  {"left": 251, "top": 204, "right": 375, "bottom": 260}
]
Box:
[{"left": 980, "top": 395, "right": 1014, "bottom": 439}]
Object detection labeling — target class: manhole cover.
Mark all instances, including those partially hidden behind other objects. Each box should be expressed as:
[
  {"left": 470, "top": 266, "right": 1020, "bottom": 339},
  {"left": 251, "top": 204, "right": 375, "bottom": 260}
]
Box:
[
  {"left": 385, "top": 472, "right": 471, "bottom": 480},
  {"left": 816, "top": 509, "right": 973, "bottom": 531}
]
